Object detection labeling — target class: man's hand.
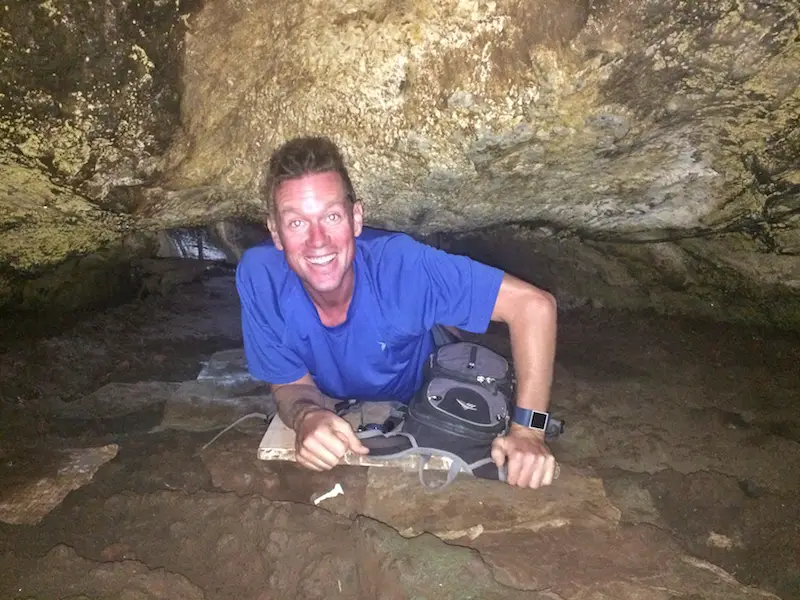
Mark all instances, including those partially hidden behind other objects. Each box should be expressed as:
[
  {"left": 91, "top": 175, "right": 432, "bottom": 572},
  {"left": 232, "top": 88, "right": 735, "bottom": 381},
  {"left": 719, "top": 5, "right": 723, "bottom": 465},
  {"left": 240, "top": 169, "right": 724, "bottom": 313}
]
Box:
[
  {"left": 271, "top": 375, "right": 369, "bottom": 471},
  {"left": 491, "top": 424, "right": 557, "bottom": 489},
  {"left": 294, "top": 409, "right": 369, "bottom": 471}
]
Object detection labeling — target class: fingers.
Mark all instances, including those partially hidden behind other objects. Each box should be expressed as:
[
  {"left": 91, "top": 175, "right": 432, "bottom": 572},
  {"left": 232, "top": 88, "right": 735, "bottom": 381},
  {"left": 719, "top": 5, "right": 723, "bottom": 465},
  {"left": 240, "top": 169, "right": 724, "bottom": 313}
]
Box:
[
  {"left": 540, "top": 455, "right": 558, "bottom": 486},
  {"left": 512, "top": 454, "right": 537, "bottom": 488},
  {"left": 491, "top": 439, "right": 508, "bottom": 469},
  {"left": 498, "top": 443, "right": 558, "bottom": 489},
  {"left": 301, "top": 433, "right": 348, "bottom": 469},
  {"left": 295, "top": 451, "right": 326, "bottom": 471},
  {"left": 526, "top": 455, "right": 557, "bottom": 488},
  {"left": 330, "top": 420, "right": 370, "bottom": 456},
  {"left": 295, "top": 412, "right": 368, "bottom": 471}
]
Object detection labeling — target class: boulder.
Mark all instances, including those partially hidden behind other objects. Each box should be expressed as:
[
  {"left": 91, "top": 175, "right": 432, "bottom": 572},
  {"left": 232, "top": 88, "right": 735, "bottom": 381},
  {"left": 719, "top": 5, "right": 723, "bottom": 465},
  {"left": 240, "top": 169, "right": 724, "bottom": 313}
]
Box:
[{"left": 1, "top": 0, "right": 798, "bottom": 323}]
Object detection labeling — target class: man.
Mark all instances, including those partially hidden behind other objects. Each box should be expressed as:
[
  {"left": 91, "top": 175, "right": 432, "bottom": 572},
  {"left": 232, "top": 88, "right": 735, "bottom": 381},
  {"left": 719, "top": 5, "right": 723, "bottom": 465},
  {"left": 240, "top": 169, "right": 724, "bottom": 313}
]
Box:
[{"left": 236, "top": 136, "right": 559, "bottom": 489}]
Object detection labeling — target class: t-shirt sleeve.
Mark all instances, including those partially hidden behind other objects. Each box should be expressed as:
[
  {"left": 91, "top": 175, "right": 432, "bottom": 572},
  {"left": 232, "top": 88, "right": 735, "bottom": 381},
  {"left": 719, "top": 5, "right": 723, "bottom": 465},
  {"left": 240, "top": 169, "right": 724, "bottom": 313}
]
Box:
[
  {"left": 374, "top": 235, "right": 505, "bottom": 336},
  {"left": 235, "top": 251, "right": 309, "bottom": 384}
]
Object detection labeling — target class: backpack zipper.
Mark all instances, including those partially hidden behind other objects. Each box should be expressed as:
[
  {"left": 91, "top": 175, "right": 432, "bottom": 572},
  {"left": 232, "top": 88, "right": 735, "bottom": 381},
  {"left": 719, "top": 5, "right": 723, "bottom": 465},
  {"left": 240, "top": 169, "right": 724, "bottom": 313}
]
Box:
[
  {"left": 467, "top": 345, "right": 478, "bottom": 370},
  {"left": 432, "top": 363, "right": 507, "bottom": 392},
  {"left": 429, "top": 346, "right": 511, "bottom": 391}
]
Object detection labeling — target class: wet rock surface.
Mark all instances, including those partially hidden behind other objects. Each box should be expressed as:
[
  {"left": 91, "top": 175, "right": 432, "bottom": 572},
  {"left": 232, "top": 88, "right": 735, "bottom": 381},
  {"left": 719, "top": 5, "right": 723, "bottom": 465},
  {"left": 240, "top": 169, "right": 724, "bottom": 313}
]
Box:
[
  {"left": 0, "top": 444, "right": 118, "bottom": 525},
  {"left": 0, "top": 273, "right": 798, "bottom": 599},
  {"left": 0, "top": 0, "right": 192, "bottom": 261},
  {"left": 1, "top": 544, "right": 208, "bottom": 600},
  {"left": 155, "top": 379, "right": 274, "bottom": 433}
]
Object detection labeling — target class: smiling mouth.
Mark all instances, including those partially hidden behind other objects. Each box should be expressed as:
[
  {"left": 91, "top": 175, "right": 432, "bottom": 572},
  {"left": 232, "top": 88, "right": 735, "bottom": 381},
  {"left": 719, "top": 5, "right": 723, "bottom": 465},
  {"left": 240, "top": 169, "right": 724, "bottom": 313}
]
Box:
[{"left": 306, "top": 254, "right": 336, "bottom": 266}]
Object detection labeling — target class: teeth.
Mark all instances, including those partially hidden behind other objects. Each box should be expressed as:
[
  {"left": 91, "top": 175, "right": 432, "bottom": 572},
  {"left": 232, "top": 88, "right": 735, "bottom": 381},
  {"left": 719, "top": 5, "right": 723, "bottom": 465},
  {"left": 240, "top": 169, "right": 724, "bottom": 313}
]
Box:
[{"left": 307, "top": 254, "right": 335, "bottom": 265}]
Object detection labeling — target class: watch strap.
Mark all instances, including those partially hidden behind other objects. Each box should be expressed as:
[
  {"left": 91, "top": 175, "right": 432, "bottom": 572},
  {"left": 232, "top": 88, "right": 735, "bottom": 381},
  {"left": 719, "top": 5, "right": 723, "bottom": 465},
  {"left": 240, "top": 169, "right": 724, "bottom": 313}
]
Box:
[{"left": 512, "top": 407, "right": 550, "bottom": 431}]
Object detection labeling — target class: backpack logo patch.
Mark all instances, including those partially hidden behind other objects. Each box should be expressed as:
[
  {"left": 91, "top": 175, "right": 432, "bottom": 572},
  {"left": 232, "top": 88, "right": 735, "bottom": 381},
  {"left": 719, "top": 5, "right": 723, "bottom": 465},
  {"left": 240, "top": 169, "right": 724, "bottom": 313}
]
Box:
[{"left": 456, "top": 399, "right": 477, "bottom": 411}]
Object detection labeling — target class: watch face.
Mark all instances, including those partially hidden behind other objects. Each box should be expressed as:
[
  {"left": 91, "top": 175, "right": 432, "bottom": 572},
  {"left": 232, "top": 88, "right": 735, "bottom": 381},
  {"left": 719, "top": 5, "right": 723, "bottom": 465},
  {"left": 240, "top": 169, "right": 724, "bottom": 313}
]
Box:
[{"left": 530, "top": 411, "right": 548, "bottom": 430}]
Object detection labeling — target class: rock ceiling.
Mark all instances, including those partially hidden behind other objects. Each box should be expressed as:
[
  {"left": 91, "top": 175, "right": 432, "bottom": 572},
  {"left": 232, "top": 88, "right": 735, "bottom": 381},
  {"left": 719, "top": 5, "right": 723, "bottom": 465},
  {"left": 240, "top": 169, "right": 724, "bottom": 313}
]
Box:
[{"left": 1, "top": 0, "right": 798, "bottom": 325}]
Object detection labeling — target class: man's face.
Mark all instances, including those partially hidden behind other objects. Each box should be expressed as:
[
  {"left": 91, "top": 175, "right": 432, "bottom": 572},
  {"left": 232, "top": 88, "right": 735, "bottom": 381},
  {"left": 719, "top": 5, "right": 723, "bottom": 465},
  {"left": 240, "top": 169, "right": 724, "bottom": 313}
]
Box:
[{"left": 268, "top": 171, "right": 363, "bottom": 303}]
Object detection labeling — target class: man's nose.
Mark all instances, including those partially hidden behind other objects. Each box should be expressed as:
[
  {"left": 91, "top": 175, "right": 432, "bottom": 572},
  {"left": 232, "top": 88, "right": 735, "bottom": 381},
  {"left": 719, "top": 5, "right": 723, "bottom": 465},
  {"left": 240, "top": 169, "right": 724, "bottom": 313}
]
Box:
[{"left": 306, "top": 223, "right": 329, "bottom": 247}]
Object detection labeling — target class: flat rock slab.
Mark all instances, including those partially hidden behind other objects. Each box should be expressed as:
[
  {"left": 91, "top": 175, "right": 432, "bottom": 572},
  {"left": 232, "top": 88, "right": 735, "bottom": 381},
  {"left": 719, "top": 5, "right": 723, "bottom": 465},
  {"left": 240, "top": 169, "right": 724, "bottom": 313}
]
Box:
[
  {"left": 361, "top": 466, "right": 617, "bottom": 541},
  {"left": 196, "top": 348, "right": 265, "bottom": 393},
  {"left": 0, "top": 444, "right": 118, "bottom": 525},
  {"left": 52, "top": 379, "right": 274, "bottom": 434},
  {"left": 210, "top": 437, "right": 615, "bottom": 536},
  {"left": 154, "top": 380, "right": 274, "bottom": 433},
  {"left": 52, "top": 382, "right": 180, "bottom": 420}
]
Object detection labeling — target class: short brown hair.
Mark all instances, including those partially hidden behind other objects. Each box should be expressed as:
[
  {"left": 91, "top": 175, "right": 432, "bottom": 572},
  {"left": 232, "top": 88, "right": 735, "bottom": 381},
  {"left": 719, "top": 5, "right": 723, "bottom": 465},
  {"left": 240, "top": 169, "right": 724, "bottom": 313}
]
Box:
[{"left": 262, "top": 136, "right": 357, "bottom": 217}]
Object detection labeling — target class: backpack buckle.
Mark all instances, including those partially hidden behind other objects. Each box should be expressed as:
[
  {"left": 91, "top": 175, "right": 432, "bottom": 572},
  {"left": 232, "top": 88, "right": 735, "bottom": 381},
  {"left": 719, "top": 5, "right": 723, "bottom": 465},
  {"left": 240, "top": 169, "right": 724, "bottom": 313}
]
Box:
[{"left": 357, "top": 414, "right": 403, "bottom": 435}]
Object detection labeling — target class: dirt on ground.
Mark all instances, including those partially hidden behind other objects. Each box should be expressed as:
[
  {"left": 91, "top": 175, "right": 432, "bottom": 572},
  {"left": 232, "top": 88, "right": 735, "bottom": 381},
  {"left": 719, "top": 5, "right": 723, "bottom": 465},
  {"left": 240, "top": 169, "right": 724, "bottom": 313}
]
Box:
[{"left": 0, "top": 266, "right": 798, "bottom": 599}]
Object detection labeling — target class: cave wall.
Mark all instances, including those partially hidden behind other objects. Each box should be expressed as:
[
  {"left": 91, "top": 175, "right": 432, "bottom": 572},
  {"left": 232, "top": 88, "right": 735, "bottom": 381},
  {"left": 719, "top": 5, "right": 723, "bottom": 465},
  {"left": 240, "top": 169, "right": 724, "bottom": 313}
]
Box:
[
  {"left": 440, "top": 224, "right": 800, "bottom": 330},
  {"left": 1, "top": 0, "right": 798, "bottom": 327},
  {"left": 0, "top": 0, "right": 196, "bottom": 311}
]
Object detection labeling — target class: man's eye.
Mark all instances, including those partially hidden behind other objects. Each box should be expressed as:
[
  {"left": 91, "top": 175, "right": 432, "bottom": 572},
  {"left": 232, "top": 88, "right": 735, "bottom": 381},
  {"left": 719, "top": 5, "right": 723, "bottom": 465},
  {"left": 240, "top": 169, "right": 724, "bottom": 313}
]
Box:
[
  {"left": 327, "top": 213, "right": 341, "bottom": 222},
  {"left": 288, "top": 220, "right": 303, "bottom": 228}
]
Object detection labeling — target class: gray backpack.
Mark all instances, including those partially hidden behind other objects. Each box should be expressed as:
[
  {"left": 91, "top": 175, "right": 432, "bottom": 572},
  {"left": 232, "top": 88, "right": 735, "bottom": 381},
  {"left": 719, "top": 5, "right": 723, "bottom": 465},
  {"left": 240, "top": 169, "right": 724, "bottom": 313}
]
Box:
[{"left": 356, "top": 341, "right": 516, "bottom": 489}]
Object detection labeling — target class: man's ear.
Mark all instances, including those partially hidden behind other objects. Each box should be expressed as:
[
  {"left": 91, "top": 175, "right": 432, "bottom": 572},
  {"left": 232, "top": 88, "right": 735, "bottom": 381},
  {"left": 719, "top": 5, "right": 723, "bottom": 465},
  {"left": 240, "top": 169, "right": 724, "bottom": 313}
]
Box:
[
  {"left": 265, "top": 216, "right": 284, "bottom": 251},
  {"left": 352, "top": 201, "right": 364, "bottom": 237}
]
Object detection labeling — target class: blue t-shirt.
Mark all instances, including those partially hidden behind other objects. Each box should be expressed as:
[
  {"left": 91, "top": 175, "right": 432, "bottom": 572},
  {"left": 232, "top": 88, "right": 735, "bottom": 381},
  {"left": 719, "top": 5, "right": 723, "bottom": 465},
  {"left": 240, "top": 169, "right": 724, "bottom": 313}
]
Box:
[{"left": 235, "top": 227, "right": 504, "bottom": 403}]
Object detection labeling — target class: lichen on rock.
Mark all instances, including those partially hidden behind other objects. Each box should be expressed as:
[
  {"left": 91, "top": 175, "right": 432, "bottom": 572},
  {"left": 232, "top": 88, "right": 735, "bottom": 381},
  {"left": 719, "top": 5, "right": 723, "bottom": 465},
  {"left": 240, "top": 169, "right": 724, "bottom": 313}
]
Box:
[
  {"left": 0, "top": 0, "right": 197, "bottom": 308},
  {"left": 0, "top": 161, "right": 132, "bottom": 271}
]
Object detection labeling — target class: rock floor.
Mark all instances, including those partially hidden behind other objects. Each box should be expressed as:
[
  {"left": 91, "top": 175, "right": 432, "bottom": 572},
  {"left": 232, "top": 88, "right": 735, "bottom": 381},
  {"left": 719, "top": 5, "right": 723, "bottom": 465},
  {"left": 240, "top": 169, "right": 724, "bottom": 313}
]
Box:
[{"left": 0, "top": 267, "right": 798, "bottom": 599}]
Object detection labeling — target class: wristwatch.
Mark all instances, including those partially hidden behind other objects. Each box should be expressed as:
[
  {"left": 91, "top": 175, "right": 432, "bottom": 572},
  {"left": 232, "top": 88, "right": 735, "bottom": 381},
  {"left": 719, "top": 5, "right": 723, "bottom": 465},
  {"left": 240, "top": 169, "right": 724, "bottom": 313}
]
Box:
[{"left": 511, "top": 406, "right": 550, "bottom": 431}]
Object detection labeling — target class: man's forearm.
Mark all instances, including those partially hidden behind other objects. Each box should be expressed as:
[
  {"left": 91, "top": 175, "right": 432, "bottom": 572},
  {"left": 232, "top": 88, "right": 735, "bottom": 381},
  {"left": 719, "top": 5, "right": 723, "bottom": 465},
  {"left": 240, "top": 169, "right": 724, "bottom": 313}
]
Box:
[
  {"left": 273, "top": 384, "right": 331, "bottom": 431},
  {"left": 507, "top": 292, "right": 557, "bottom": 415}
]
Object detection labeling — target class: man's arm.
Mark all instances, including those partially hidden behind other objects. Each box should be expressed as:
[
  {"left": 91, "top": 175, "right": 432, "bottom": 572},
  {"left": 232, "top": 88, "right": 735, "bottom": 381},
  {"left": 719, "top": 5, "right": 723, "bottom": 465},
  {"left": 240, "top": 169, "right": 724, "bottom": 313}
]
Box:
[
  {"left": 272, "top": 373, "right": 332, "bottom": 431},
  {"left": 488, "top": 273, "right": 559, "bottom": 489},
  {"left": 272, "top": 374, "right": 369, "bottom": 471},
  {"left": 490, "top": 273, "right": 558, "bottom": 418}
]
